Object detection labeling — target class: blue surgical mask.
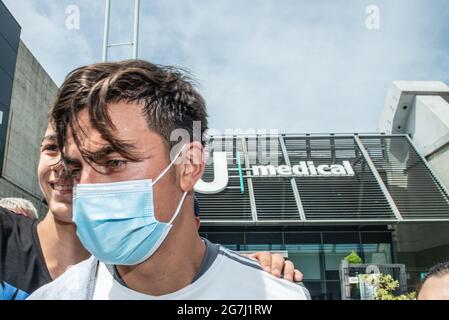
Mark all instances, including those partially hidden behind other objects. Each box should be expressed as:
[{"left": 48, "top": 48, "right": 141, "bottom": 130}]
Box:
[{"left": 72, "top": 146, "right": 187, "bottom": 265}]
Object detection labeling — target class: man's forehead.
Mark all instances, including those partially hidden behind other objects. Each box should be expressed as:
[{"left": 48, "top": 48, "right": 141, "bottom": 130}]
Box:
[
  {"left": 63, "top": 103, "right": 166, "bottom": 158},
  {"left": 72, "top": 104, "right": 148, "bottom": 138},
  {"left": 64, "top": 122, "right": 150, "bottom": 161}
]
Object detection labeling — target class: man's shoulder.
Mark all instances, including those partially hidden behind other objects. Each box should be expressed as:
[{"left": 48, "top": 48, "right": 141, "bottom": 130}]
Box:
[
  {"left": 0, "top": 206, "right": 38, "bottom": 256},
  {"left": 0, "top": 207, "right": 38, "bottom": 243},
  {"left": 0, "top": 206, "right": 32, "bottom": 228},
  {"left": 27, "top": 256, "right": 97, "bottom": 300},
  {"left": 212, "top": 246, "right": 310, "bottom": 300},
  {"left": 215, "top": 246, "right": 265, "bottom": 272}
]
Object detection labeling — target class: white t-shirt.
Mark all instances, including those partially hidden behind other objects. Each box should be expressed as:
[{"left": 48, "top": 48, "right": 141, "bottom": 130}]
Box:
[{"left": 92, "top": 241, "right": 309, "bottom": 300}]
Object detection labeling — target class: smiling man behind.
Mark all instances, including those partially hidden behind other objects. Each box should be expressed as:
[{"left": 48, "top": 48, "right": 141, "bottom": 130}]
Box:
[{"left": 28, "top": 60, "right": 309, "bottom": 300}]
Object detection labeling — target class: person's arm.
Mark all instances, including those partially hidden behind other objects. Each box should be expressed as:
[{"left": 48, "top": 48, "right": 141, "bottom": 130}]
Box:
[{"left": 243, "top": 251, "right": 303, "bottom": 282}]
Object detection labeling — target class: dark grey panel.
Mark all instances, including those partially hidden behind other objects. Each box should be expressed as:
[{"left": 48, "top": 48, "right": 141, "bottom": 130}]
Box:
[
  {"left": 0, "top": 34, "right": 18, "bottom": 77},
  {"left": 0, "top": 1, "right": 21, "bottom": 51},
  {"left": 0, "top": 102, "right": 9, "bottom": 142},
  {"left": 0, "top": 0, "right": 20, "bottom": 177},
  {"left": 0, "top": 68, "right": 13, "bottom": 107},
  {"left": 0, "top": 138, "right": 5, "bottom": 173}
]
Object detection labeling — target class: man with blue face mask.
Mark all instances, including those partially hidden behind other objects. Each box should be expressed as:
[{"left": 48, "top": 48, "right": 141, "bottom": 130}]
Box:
[{"left": 28, "top": 60, "right": 310, "bottom": 300}]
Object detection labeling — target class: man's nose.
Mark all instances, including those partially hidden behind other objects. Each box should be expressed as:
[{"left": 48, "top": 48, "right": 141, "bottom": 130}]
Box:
[{"left": 50, "top": 160, "right": 70, "bottom": 180}]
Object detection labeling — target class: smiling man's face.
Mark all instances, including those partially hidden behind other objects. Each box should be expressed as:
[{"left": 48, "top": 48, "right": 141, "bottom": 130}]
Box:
[{"left": 38, "top": 125, "right": 74, "bottom": 223}]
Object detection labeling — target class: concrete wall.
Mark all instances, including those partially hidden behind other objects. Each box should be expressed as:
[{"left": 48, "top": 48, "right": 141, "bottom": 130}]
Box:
[
  {"left": 395, "top": 223, "right": 449, "bottom": 253},
  {"left": 0, "top": 40, "right": 58, "bottom": 215},
  {"left": 394, "top": 222, "right": 449, "bottom": 269}
]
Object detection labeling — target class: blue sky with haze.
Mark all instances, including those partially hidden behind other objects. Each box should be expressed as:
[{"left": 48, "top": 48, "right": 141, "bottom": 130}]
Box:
[{"left": 3, "top": 0, "right": 449, "bottom": 133}]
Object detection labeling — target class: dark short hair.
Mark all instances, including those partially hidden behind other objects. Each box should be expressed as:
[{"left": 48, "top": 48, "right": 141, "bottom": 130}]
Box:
[
  {"left": 416, "top": 261, "right": 449, "bottom": 297},
  {"left": 51, "top": 60, "right": 208, "bottom": 164}
]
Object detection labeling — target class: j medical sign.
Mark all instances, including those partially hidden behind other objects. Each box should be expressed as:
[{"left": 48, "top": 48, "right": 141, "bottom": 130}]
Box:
[
  {"left": 194, "top": 152, "right": 355, "bottom": 194},
  {"left": 251, "top": 161, "right": 354, "bottom": 177}
]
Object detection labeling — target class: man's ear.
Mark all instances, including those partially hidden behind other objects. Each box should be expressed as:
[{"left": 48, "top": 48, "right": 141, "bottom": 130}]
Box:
[{"left": 179, "top": 141, "right": 205, "bottom": 192}]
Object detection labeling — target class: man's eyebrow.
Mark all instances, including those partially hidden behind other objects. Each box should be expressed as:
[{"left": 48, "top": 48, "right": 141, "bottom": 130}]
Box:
[
  {"left": 61, "top": 145, "right": 117, "bottom": 166},
  {"left": 89, "top": 145, "right": 119, "bottom": 160},
  {"left": 41, "top": 134, "right": 57, "bottom": 143}
]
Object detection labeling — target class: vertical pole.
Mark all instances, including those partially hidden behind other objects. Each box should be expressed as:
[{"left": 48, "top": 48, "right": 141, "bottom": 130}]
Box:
[
  {"left": 279, "top": 135, "right": 306, "bottom": 221},
  {"left": 133, "top": 0, "right": 140, "bottom": 59},
  {"left": 236, "top": 151, "right": 245, "bottom": 194},
  {"left": 102, "top": 0, "right": 111, "bottom": 62},
  {"left": 241, "top": 137, "right": 258, "bottom": 222}
]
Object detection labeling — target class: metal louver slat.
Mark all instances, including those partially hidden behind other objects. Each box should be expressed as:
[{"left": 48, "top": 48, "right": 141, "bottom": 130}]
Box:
[
  {"left": 283, "top": 136, "right": 395, "bottom": 221},
  {"left": 361, "top": 136, "right": 449, "bottom": 219},
  {"left": 250, "top": 136, "right": 300, "bottom": 220}
]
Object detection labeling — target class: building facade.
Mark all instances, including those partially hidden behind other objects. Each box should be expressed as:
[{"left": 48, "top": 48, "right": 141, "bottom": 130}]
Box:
[{"left": 196, "top": 133, "right": 449, "bottom": 299}]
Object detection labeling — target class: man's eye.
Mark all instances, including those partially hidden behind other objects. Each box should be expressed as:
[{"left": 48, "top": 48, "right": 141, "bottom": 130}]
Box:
[
  {"left": 106, "top": 160, "right": 127, "bottom": 168},
  {"left": 42, "top": 144, "right": 59, "bottom": 152}
]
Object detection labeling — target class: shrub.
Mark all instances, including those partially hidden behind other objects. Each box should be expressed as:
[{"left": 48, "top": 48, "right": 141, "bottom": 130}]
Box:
[{"left": 344, "top": 251, "right": 362, "bottom": 264}]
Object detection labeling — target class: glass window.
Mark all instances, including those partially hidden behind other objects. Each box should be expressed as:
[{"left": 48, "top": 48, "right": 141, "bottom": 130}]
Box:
[
  {"left": 284, "top": 232, "right": 321, "bottom": 244},
  {"left": 286, "top": 244, "right": 321, "bottom": 280},
  {"left": 361, "top": 232, "right": 391, "bottom": 243},
  {"left": 206, "top": 232, "right": 244, "bottom": 245},
  {"left": 323, "top": 232, "right": 359, "bottom": 244},
  {"left": 242, "top": 244, "right": 283, "bottom": 251},
  {"left": 245, "top": 232, "right": 282, "bottom": 244},
  {"left": 324, "top": 244, "right": 361, "bottom": 280},
  {"left": 362, "top": 243, "right": 392, "bottom": 264}
]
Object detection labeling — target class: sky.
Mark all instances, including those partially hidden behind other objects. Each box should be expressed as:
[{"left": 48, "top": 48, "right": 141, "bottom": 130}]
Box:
[{"left": 3, "top": 0, "right": 449, "bottom": 134}]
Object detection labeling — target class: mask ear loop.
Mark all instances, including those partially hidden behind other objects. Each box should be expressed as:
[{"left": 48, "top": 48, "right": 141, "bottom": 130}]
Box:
[
  {"left": 153, "top": 144, "right": 187, "bottom": 185},
  {"left": 168, "top": 191, "right": 188, "bottom": 225},
  {"left": 153, "top": 144, "right": 188, "bottom": 224}
]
